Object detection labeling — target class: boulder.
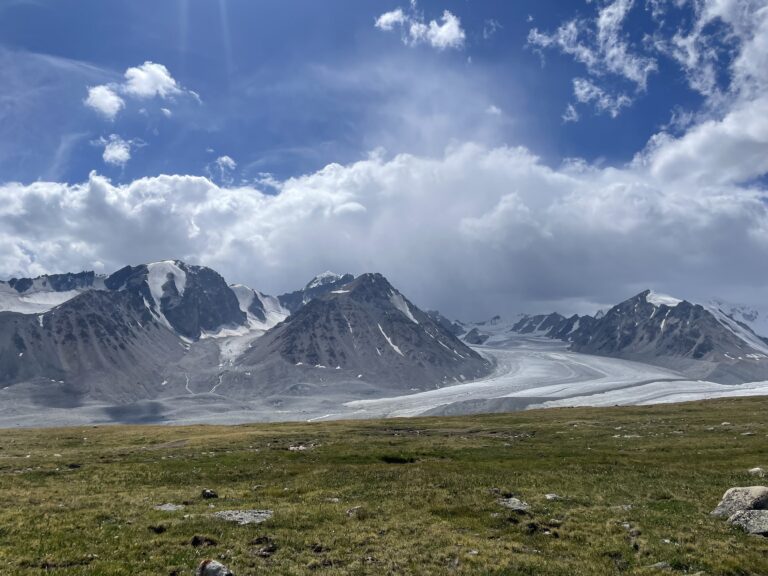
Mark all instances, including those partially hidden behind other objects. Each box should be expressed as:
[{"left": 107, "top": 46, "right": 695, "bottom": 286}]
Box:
[
  {"left": 711, "top": 486, "right": 768, "bottom": 518},
  {"left": 196, "top": 560, "right": 234, "bottom": 576},
  {"left": 728, "top": 510, "right": 768, "bottom": 536}
]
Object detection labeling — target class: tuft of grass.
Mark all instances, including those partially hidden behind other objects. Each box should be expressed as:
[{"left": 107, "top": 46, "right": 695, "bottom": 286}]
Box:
[{"left": 0, "top": 397, "right": 766, "bottom": 574}]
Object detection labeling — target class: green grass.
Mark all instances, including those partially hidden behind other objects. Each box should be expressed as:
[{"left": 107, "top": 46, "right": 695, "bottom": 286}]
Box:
[{"left": 0, "top": 398, "right": 767, "bottom": 575}]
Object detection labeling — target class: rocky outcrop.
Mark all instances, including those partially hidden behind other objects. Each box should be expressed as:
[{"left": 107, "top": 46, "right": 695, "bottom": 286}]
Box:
[{"left": 711, "top": 486, "right": 768, "bottom": 518}]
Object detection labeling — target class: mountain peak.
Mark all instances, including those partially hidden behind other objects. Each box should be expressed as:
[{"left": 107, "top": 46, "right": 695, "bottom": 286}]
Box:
[
  {"left": 306, "top": 271, "right": 345, "bottom": 289},
  {"left": 643, "top": 290, "right": 683, "bottom": 308}
]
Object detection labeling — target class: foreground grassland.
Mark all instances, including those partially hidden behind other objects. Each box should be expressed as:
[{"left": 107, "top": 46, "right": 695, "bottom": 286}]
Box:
[{"left": 0, "top": 399, "right": 767, "bottom": 575}]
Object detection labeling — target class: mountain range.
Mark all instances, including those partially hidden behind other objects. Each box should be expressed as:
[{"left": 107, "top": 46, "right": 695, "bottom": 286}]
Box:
[
  {"left": 462, "top": 290, "right": 768, "bottom": 384},
  {"left": 0, "top": 261, "right": 490, "bottom": 409},
  {"left": 2, "top": 261, "right": 767, "bottom": 424}
]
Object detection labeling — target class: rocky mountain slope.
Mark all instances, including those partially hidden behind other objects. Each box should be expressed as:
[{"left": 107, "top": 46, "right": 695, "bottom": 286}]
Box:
[
  {"left": 240, "top": 273, "right": 493, "bottom": 391},
  {"left": 277, "top": 272, "right": 355, "bottom": 314}
]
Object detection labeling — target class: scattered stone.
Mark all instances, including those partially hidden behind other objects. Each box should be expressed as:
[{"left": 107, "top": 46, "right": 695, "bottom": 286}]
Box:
[
  {"left": 213, "top": 510, "right": 273, "bottom": 525},
  {"left": 741, "top": 432, "right": 755, "bottom": 436},
  {"left": 721, "top": 422, "right": 732, "bottom": 426},
  {"left": 346, "top": 506, "right": 363, "bottom": 518},
  {"left": 498, "top": 497, "right": 531, "bottom": 513},
  {"left": 191, "top": 535, "right": 218, "bottom": 548},
  {"left": 196, "top": 560, "right": 234, "bottom": 576},
  {"left": 711, "top": 486, "right": 768, "bottom": 518},
  {"left": 325, "top": 497, "right": 340, "bottom": 503},
  {"left": 727, "top": 510, "right": 768, "bottom": 536},
  {"left": 148, "top": 525, "right": 167, "bottom": 534},
  {"left": 253, "top": 543, "right": 277, "bottom": 558},
  {"left": 544, "top": 493, "right": 562, "bottom": 501},
  {"left": 154, "top": 503, "right": 184, "bottom": 512},
  {"left": 749, "top": 468, "right": 766, "bottom": 477},
  {"left": 202, "top": 489, "right": 219, "bottom": 500},
  {"left": 647, "top": 561, "right": 671, "bottom": 570}
]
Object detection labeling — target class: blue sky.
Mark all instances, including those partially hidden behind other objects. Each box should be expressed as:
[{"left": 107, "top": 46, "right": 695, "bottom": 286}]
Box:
[
  {"left": 0, "top": 0, "right": 708, "bottom": 183},
  {"left": 1, "top": 0, "right": 767, "bottom": 317}
]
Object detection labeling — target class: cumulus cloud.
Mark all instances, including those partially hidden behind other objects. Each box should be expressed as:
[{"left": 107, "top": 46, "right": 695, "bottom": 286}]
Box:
[
  {"left": 375, "top": 4, "right": 466, "bottom": 50},
  {"left": 122, "top": 61, "right": 182, "bottom": 99},
  {"left": 101, "top": 135, "right": 131, "bottom": 166},
  {"left": 1, "top": 120, "right": 767, "bottom": 318},
  {"left": 93, "top": 134, "right": 143, "bottom": 167},
  {"left": 84, "top": 85, "right": 125, "bottom": 120},
  {"left": 84, "top": 61, "right": 193, "bottom": 120}
]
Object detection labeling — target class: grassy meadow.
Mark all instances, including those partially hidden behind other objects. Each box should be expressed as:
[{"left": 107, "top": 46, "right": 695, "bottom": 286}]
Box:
[{"left": 0, "top": 398, "right": 767, "bottom": 575}]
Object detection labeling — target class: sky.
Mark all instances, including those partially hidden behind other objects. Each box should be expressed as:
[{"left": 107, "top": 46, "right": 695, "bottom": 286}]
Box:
[{"left": 0, "top": 0, "right": 767, "bottom": 319}]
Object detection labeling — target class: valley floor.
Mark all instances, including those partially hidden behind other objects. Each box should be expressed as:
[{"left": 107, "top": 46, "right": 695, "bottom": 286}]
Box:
[
  {"left": 2, "top": 336, "right": 768, "bottom": 427},
  {"left": 0, "top": 398, "right": 766, "bottom": 575}
]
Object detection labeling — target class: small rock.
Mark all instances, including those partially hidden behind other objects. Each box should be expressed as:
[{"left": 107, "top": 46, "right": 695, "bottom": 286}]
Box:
[
  {"left": 648, "top": 561, "right": 671, "bottom": 570},
  {"left": 213, "top": 510, "right": 273, "bottom": 525},
  {"left": 191, "top": 535, "right": 218, "bottom": 548},
  {"left": 544, "top": 493, "right": 562, "bottom": 501},
  {"left": 727, "top": 509, "right": 768, "bottom": 536},
  {"left": 148, "top": 525, "right": 167, "bottom": 534},
  {"left": 498, "top": 497, "right": 530, "bottom": 513},
  {"left": 741, "top": 432, "right": 755, "bottom": 436},
  {"left": 202, "top": 489, "right": 219, "bottom": 500},
  {"left": 196, "top": 560, "right": 234, "bottom": 576},
  {"left": 154, "top": 503, "right": 184, "bottom": 512},
  {"left": 346, "top": 505, "right": 363, "bottom": 517},
  {"left": 749, "top": 467, "right": 766, "bottom": 477},
  {"left": 721, "top": 422, "right": 732, "bottom": 426},
  {"left": 711, "top": 486, "right": 768, "bottom": 518}
]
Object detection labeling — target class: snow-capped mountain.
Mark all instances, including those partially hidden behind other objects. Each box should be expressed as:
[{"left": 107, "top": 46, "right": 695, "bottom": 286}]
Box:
[
  {"left": 277, "top": 271, "right": 355, "bottom": 314},
  {"left": 0, "top": 261, "right": 290, "bottom": 342},
  {"left": 708, "top": 299, "right": 768, "bottom": 339},
  {"left": 503, "top": 290, "right": 768, "bottom": 384},
  {"left": 240, "top": 273, "right": 492, "bottom": 391},
  {"left": 0, "top": 271, "right": 107, "bottom": 314}
]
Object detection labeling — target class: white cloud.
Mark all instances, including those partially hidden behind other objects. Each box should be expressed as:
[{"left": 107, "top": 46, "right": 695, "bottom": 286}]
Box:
[
  {"left": 123, "top": 61, "right": 182, "bottom": 99},
  {"left": 562, "top": 104, "right": 580, "bottom": 123},
  {"left": 375, "top": 5, "right": 465, "bottom": 50},
  {"left": 2, "top": 119, "right": 767, "bottom": 318},
  {"left": 84, "top": 85, "right": 125, "bottom": 120},
  {"left": 483, "top": 19, "right": 502, "bottom": 40},
  {"left": 207, "top": 155, "right": 237, "bottom": 184},
  {"left": 84, "top": 61, "right": 191, "bottom": 121},
  {"left": 375, "top": 9, "right": 406, "bottom": 31},
  {"left": 216, "top": 155, "right": 237, "bottom": 171},
  {"left": 573, "top": 78, "right": 632, "bottom": 117},
  {"left": 485, "top": 104, "right": 502, "bottom": 116},
  {"left": 101, "top": 134, "right": 132, "bottom": 167},
  {"left": 93, "top": 134, "right": 143, "bottom": 167},
  {"left": 528, "top": 0, "right": 657, "bottom": 90}
]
